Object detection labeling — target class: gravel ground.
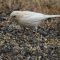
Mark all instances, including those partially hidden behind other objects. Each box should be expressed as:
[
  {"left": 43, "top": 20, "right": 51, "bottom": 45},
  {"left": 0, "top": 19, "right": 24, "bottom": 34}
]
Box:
[{"left": 0, "top": 12, "right": 60, "bottom": 60}]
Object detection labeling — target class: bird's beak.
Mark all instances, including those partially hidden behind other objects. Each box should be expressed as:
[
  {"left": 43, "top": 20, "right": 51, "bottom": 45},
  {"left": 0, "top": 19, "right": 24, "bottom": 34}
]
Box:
[
  {"left": 9, "top": 16, "right": 14, "bottom": 21},
  {"left": 9, "top": 16, "right": 12, "bottom": 21},
  {"left": 8, "top": 16, "right": 13, "bottom": 24},
  {"left": 9, "top": 16, "right": 17, "bottom": 24}
]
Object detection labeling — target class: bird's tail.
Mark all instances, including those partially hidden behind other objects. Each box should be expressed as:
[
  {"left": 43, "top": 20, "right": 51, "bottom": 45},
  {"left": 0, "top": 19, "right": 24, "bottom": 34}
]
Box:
[{"left": 45, "top": 15, "right": 60, "bottom": 18}]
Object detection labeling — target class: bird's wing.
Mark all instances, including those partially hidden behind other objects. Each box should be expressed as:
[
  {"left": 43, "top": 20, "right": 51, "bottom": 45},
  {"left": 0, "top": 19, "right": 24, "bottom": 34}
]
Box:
[
  {"left": 21, "top": 11, "right": 46, "bottom": 21},
  {"left": 19, "top": 11, "right": 46, "bottom": 26}
]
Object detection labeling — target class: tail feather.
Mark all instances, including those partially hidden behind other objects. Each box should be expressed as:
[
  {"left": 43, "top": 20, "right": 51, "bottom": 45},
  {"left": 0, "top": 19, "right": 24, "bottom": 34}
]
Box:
[{"left": 45, "top": 15, "right": 60, "bottom": 18}]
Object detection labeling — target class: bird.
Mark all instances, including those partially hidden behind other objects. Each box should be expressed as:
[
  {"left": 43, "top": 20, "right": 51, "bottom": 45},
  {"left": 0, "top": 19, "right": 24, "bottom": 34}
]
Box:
[{"left": 10, "top": 11, "right": 60, "bottom": 31}]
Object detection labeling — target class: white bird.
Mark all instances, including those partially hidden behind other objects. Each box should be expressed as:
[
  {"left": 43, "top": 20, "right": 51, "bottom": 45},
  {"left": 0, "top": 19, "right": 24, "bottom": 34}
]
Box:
[{"left": 10, "top": 11, "right": 60, "bottom": 30}]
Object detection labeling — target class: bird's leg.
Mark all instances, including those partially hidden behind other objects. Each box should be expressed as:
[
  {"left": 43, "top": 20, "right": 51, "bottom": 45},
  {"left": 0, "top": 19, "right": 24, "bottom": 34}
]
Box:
[
  {"left": 33, "top": 26, "right": 38, "bottom": 35},
  {"left": 35, "top": 27, "right": 38, "bottom": 33},
  {"left": 35, "top": 27, "right": 40, "bottom": 37},
  {"left": 33, "top": 27, "right": 37, "bottom": 33},
  {"left": 22, "top": 27, "right": 26, "bottom": 33}
]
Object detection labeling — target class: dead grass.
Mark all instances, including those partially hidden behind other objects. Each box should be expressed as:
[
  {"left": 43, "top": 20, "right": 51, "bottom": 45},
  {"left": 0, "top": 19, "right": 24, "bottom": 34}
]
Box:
[{"left": 0, "top": 0, "right": 60, "bottom": 14}]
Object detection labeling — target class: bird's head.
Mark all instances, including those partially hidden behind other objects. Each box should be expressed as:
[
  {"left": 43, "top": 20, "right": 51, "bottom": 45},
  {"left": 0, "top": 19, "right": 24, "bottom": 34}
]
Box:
[
  {"left": 9, "top": 11, "right": 22, "bottom": 23},
  {"left": 10, "top": 11, "right": 20, "bottom": 19}
]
